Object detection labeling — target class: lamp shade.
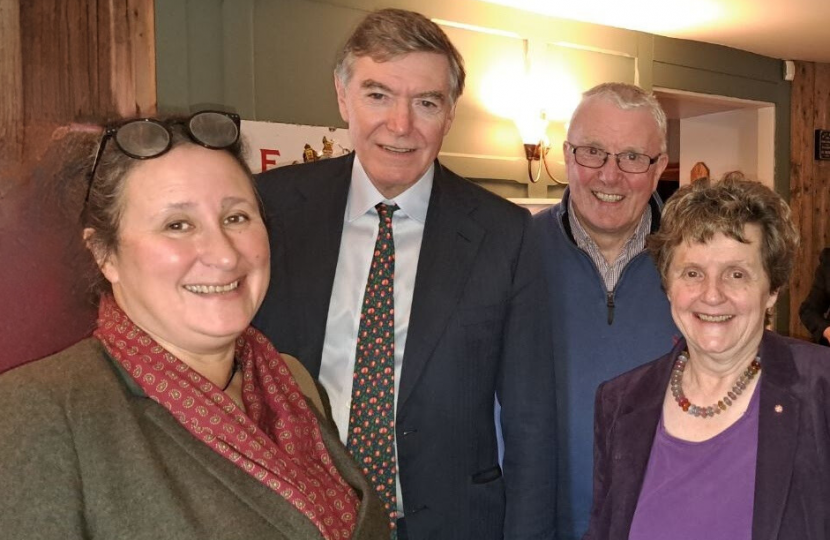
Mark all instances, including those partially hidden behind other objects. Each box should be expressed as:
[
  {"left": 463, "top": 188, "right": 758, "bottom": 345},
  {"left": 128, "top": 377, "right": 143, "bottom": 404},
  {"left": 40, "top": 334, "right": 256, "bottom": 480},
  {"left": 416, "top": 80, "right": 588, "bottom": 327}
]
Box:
[{"left": 514, "top": 110, "right": 549, "bottom": 145}]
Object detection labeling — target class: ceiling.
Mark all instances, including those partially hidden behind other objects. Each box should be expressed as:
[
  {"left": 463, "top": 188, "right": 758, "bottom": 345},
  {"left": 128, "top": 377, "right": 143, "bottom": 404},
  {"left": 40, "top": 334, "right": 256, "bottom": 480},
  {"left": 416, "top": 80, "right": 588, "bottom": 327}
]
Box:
[
  {"left": 484, "top": 0, "right": 830, "bottom": 63},
  {"left": 654, "top": 89, "right": 772, "bottom": 119}
]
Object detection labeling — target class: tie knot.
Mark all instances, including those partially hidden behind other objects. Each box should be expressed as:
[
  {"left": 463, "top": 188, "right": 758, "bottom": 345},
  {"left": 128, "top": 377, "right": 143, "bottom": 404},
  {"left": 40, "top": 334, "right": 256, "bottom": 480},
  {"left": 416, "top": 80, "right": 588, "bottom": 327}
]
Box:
[{"left": 375, "top": 203, "right": 399, "bottom": 221}]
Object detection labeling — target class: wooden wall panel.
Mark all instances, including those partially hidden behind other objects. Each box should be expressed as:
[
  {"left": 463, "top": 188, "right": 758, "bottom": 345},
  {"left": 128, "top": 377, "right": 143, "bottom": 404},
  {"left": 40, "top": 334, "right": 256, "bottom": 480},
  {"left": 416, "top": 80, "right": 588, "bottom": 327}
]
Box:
[
  {"left": 14, "top": 0, "right": 155, "bottom": 127},
  {"left": 0, "top": 0, "right": 23, "bottom": 159},
  {"left": 0, "top": 0, "right": 155, "bottom": 373},
  {"left": 789, "top": 61, "right": 830, "bottom": 340}
]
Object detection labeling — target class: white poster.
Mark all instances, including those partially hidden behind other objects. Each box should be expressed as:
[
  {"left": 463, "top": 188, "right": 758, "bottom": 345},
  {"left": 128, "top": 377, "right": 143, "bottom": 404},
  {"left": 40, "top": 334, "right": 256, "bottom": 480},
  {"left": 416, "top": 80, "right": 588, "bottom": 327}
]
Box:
[{"left": 241, "top": 120, "right": 352, "bottom": 174}]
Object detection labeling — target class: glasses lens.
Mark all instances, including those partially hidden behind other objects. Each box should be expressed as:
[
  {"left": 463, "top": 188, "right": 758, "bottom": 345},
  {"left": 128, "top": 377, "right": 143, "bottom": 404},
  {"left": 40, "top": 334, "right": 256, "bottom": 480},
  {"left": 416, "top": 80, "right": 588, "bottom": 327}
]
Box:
[
  {"left": 618, "top": 154, "right": 651, "bottom": 174},
  {"left": 114, "top": 120, "right": 171, "bottom": 158},
  {"left": 189, "top": 112, "right": 239, "bottom": 149},
  {"left": 574, "top": 147, "right": 606, "bottom": 168}
]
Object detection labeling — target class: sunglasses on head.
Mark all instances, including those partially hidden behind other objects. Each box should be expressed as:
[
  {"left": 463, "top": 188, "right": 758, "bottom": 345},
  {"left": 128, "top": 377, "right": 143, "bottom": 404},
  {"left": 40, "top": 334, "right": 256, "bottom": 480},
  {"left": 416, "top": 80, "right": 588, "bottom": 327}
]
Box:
[{"left": 85, "top": 110, "right": 241, "bottom": 203}]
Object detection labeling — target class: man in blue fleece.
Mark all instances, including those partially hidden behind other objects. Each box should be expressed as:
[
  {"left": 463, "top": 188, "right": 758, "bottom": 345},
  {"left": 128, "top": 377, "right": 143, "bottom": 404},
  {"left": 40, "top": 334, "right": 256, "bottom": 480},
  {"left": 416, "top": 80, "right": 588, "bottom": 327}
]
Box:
[{"left": 533, "top": 82, "right": 679, "bottom": 540}]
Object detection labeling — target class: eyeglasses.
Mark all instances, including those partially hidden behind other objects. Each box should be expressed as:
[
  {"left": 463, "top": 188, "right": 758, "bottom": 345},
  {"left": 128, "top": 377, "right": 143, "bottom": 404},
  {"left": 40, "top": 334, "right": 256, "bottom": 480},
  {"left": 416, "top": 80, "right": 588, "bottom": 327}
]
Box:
[
  {"left": 86, "top": 110, "right": 241, "bottom": 202},
  {"left": 566, "top": 142, "right": 661, "bottom": 174}
]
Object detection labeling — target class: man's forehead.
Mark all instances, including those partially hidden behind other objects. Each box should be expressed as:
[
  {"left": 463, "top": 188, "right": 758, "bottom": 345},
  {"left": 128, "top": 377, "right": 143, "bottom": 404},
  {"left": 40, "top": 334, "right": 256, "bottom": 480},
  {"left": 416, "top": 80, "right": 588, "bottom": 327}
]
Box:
[
  {"left": 350, "top": 53, "right": 451, "bottom": 86},
  {"left": 569, "top": 100, "right": 661, "bottom": 148}
]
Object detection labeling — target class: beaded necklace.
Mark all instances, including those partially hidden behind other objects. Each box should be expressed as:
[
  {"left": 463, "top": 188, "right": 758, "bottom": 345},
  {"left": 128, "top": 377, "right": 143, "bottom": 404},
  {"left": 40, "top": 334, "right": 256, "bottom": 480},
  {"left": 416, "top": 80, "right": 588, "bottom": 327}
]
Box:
[{"left": 670, "top": 351, "right": 761, "bottom": 418}]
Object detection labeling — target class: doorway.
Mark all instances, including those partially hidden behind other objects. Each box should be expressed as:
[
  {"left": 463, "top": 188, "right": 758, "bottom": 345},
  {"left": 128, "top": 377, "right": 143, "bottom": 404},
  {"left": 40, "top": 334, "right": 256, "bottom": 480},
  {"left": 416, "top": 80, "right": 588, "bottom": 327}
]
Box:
[{"left": 654, "top": 88, "right": 776, "bottom": 193}]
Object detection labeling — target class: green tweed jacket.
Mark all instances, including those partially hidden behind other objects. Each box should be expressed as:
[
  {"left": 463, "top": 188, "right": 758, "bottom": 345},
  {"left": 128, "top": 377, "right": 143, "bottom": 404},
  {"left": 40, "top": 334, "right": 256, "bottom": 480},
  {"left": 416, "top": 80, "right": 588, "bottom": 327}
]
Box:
[{"left": 0, "top": 338, "right": 388, "bottom": 539}]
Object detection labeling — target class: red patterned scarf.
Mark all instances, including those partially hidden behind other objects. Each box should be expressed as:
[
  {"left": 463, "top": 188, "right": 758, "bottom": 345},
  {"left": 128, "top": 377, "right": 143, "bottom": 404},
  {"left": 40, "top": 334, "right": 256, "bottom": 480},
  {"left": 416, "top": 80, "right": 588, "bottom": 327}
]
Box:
[{"left": 93, "top": 295, "right": 360, "bottom": 540}]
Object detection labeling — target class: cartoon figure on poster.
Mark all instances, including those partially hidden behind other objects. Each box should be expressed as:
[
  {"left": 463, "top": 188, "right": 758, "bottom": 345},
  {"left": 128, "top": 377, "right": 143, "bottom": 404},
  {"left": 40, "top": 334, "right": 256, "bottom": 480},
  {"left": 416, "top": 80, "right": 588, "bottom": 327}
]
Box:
[
  {"left": 300, "top": 137, "right": 349, "bottom": 163},
  {"left": 303, "top": 144, "right": 319, "bottom": 163},
  {"left": 241, "top": 120, "right": 352, "bottom": 173}
]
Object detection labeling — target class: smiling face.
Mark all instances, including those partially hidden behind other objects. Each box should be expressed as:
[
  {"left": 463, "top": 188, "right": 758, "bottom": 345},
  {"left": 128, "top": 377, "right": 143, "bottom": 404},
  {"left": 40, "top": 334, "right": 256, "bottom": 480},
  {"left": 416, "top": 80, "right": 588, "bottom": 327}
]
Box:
[
  {"left": 565, "top": 95, "right": 668, "bottom": 249},
  {"left": 97, "top": 144, "right": 270, "bottom": 358},
  {"left": 667, "top": 225, "right": 778, "bottom": 364},
  {"left": 334, "top": 52, "right": 456, "bottom": 198}
]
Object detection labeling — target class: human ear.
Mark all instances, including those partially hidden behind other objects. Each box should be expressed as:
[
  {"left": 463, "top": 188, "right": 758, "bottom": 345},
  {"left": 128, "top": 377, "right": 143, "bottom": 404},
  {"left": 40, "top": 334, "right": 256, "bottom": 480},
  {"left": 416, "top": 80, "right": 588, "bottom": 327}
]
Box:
[
  {"left": 334, "top": 73, "right": 350, "bottom": 124},
  {"left": 766, "top": 288, "right": 780, "bottom": 310},
  {"left": 83, "top": 228, "right": 119, "bottom": 285},
  {"left": 650, "top": 153, "right": 670, "bottom": 192}
]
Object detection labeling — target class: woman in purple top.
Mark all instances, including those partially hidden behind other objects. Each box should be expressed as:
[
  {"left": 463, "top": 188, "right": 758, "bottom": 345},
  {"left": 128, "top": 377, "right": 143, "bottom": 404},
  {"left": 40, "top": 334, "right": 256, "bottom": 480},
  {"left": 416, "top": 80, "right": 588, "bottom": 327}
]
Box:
[{"left": 585, "top": 172, "right": 830, "bottom": 540}]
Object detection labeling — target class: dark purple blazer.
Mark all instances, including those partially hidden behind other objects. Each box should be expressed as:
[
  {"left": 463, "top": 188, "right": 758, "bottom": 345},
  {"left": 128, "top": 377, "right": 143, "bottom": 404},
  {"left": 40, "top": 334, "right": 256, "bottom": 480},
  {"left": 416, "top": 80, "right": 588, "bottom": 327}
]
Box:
[{"left": 585, "top": 330, "right": 830, "bottom": 540}]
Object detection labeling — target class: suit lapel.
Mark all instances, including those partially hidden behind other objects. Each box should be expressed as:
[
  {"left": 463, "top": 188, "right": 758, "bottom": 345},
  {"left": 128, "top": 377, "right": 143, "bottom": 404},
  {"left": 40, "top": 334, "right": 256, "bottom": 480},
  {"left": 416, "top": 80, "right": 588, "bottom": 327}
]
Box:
[
  {"left": 397, "top": 164, "right": 484, "bottom": 411},
  {"left": 277, "top": 157, "right": 352, "bottom": 376},
  {"left": 606, "top": 351, "right": 675, "bottom": 539},
  {"left": 752, "top": 331, "right": 800, "bottom": 540}
]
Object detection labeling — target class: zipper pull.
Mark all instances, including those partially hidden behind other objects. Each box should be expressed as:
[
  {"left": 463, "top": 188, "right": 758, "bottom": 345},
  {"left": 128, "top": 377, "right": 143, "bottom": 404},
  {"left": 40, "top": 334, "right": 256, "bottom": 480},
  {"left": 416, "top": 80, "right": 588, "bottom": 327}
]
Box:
[{"left": 606, "top": 291, "right": 615, "bottom": 325}]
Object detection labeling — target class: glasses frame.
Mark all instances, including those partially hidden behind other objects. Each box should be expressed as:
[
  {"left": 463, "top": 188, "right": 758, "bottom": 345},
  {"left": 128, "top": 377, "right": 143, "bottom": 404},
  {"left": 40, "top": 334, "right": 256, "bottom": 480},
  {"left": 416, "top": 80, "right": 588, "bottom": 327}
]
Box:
[
  {"left": 566, "top": 142, "right": 661, "bottom": 174},
  {"left": 85, "top": 111, "right": 241, "bottom": 203}
]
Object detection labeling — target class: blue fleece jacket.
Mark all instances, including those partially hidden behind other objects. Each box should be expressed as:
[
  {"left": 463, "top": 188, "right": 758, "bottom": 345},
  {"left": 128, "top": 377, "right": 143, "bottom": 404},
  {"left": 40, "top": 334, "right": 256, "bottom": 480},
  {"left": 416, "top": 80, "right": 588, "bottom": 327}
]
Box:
[{"left": 533, "top": 188, "right": 679, "bottom": 540}]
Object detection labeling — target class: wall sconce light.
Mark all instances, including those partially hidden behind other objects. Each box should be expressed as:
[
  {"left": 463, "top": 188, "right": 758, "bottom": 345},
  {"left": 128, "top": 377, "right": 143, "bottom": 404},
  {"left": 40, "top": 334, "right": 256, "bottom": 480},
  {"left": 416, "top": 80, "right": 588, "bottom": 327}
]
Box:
[
  {"left": 515, "top": 111, "right": 568, "bottom": 185},
  {"left": 522, "top": 141, "right": 548, "bottom": 183}
]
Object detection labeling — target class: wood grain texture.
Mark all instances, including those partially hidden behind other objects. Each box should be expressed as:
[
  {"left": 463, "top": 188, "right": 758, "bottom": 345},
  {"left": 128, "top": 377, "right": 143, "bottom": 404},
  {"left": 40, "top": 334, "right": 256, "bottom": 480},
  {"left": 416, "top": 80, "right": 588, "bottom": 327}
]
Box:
[
  {"left": 15, "top": 0, "right": 156, "bottom": 123},
  {"left": 789, "top": 61, "right": 830, "bottom": 340},
  {"left": 0, "top": 0, "right": 155, "bottom": 372},
  {"left": 0, "top": 0, "right": 23, "bottom": 161}
]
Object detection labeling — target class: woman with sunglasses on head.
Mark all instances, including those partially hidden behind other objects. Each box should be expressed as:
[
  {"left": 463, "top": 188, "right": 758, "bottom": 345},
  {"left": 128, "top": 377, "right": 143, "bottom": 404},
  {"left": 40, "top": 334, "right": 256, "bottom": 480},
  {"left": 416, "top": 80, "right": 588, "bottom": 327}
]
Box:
[{"left": 0, "top": 112, "right": 386, "bottom": 540}]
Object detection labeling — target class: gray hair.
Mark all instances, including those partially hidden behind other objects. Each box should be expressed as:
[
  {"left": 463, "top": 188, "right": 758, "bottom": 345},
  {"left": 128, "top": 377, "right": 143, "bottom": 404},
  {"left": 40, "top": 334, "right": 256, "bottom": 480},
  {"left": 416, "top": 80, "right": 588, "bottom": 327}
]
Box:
[{"left": 571, "top": 82, "right": 668, "bottom": 152}]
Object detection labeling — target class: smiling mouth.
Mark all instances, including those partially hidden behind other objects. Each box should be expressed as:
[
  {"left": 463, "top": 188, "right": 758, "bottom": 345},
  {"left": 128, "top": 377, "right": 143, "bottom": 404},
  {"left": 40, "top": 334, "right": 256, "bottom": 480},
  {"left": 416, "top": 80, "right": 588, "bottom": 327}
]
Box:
[
  {"left": 184, "top": 280, "right": 240, "bottom": 295},
  {"left": 697, "top": 313, "right": 733, "bottom": 322},
  {"left": 381, "top": 145, "right": 415, "bottom": 154},
  {"left": 593, "top": 191, "right": 623, "bottom": 203}
]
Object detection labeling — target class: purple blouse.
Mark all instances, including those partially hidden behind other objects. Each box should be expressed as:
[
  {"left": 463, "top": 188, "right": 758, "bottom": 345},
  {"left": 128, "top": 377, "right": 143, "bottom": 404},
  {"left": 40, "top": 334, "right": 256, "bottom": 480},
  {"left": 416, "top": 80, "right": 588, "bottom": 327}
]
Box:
[{"left": 628, "top": 383, "right": 760, "bottom": 540}]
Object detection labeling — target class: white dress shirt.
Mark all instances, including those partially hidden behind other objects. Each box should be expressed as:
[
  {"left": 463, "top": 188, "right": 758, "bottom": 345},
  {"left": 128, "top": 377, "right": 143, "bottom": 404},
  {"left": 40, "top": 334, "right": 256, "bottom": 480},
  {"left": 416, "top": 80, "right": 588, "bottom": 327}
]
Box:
[{"left": 319, "top": 156, "right": 432, "bottom": 514}]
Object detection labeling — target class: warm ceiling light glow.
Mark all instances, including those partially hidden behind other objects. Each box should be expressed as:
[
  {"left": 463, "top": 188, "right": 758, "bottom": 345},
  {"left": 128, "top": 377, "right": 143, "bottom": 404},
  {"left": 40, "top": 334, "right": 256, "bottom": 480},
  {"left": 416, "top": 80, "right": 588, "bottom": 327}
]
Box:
[
  {"left": 479, "top": 62, "right": 581, "bottom": 122},
  {"left": 479, "top": 60, "right": 527, "bottom": 120},
  {"left": 514, "top": 108, "right": 549, "bottom": 145},
  {"left": 432, "top": 18, "right": 521, "bottom": 39},
  {"left": 481, "top": 0, "right": 723, "bottom": 34},
  {"left": 532, "top": 69, "right": 581, "bottom": 122}
]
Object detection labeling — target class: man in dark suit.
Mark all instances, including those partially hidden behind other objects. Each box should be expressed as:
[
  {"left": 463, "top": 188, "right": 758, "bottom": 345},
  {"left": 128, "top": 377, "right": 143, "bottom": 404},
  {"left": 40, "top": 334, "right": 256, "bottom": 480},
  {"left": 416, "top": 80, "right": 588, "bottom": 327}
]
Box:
[{"left": 254, "top": 8, "right": 556, "bottom": 540}]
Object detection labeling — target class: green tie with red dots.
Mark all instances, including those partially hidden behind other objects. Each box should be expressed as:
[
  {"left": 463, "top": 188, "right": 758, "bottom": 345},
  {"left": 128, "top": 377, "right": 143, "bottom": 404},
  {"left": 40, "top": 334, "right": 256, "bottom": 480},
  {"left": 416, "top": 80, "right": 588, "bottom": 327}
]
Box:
[{"left": 347, "top": 203, "right": 399, "bottom": 538}]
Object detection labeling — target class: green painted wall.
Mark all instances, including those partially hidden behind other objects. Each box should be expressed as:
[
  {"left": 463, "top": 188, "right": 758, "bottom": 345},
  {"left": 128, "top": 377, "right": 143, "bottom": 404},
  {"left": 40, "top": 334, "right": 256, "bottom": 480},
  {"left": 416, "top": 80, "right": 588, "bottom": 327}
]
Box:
[
  {"left": 155, "top": 0, "right": 789, "bottom": 192},
  {"left": 155, "top": 0, "right": 792, "bottom": 329}
]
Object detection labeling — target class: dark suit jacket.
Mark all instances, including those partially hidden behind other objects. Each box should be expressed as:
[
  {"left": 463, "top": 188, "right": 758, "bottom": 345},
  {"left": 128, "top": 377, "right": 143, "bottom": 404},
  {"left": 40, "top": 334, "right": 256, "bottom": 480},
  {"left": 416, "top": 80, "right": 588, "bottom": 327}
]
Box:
[
  {"left": 254, "top": 154, "right": 557, "bottom": 539},
  {"left": 0, "top": 339, "right": 388, "bottom": 539},
  {"left": 585, "top": 331, "right": 830, "bottom": 540},
  {"left": 799, "top": 248, "right": 830, "bottom": 344}
]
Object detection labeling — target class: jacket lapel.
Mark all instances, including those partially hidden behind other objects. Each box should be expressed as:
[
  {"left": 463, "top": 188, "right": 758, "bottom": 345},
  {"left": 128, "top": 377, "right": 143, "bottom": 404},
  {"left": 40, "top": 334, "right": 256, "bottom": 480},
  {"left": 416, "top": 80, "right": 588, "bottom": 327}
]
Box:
[
  {"left": 606, "top": 356, "right": 672, "bottom": 539},
  {"left": 397, "top": 163, "right": 484, "bottom": 411},
  {"left": 277, "top": 157, "right": 352, "bottom": 376},
  {"left": 105, "top": 358, "right": 321, "bottom": 537},
  {"left": 142, "top": 405, "right": 322, "bottom": 537},
  {"left": 752, "top": 331, "right": 800, "bottom": 540}
]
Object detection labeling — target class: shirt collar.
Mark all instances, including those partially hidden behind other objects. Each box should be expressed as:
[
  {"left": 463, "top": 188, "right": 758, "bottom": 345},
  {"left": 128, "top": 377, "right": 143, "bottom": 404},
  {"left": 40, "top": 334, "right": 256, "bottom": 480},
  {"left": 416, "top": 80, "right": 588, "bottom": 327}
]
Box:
[
  {"left": 568, "top": 195, "right": 652, "bottom": 260},
  {"left": 346, "top": 156, "right": 433, "bottom": 223}
]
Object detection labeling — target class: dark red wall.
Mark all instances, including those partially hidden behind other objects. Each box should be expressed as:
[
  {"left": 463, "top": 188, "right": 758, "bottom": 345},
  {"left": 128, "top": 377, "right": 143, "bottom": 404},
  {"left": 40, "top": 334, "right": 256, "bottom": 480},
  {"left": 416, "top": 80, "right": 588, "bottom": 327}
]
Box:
[
  {"left": 0, "top": 127, "right": 99, "bottom": 372},
  {"left": 0, "top": 0, "right": 155, "bottom": 372}
]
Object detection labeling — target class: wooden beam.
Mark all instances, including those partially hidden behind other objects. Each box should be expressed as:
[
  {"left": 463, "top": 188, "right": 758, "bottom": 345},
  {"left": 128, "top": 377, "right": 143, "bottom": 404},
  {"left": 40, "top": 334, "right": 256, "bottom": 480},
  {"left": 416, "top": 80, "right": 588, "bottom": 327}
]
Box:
[{"left": 0, "top": 0, "right": 23, "bottom": 163}]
